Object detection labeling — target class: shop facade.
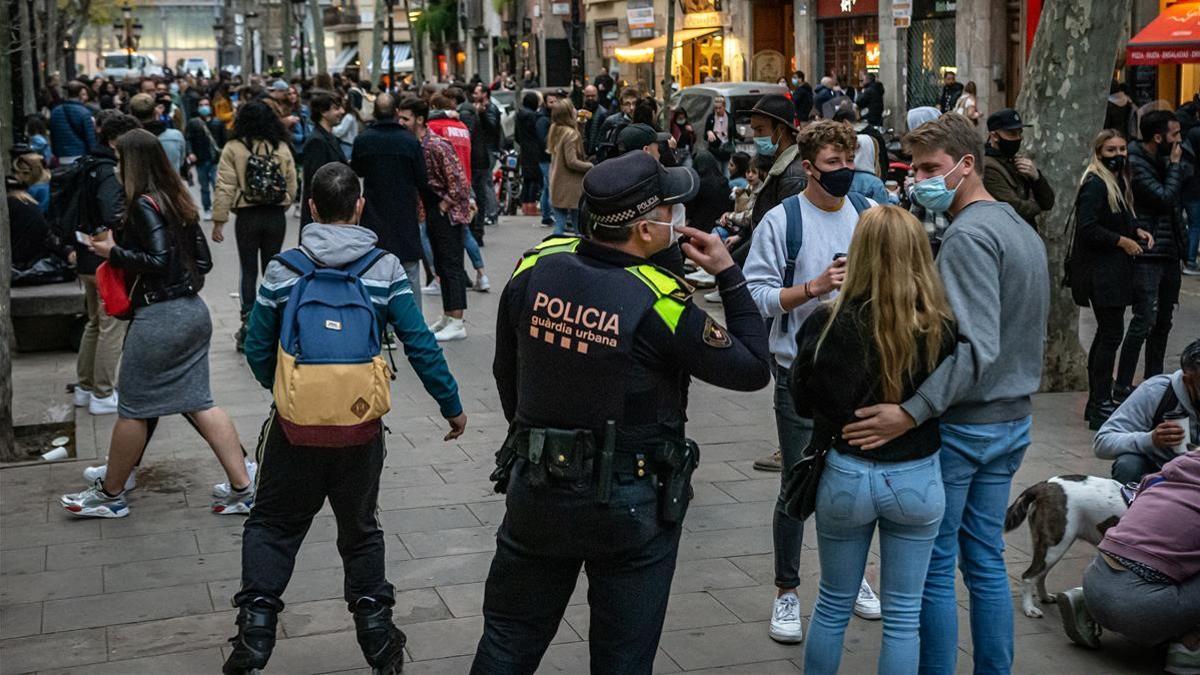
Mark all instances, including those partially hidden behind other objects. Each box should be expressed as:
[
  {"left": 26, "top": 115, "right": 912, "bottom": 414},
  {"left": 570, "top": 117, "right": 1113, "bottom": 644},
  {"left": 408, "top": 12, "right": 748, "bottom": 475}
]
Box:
[
  {"left": 815, "top": 0, "right": 880, "bottom": 85},
  {"left": 1125, "top": 0, "right": 1200, "bottom": 108}
]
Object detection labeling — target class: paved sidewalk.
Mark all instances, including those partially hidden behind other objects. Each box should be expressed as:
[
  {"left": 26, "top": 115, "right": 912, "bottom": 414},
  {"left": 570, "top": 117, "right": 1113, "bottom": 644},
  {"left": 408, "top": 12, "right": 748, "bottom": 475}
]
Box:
[{"left": 2, "top": 206, "right": 1195, "bottom": 674}]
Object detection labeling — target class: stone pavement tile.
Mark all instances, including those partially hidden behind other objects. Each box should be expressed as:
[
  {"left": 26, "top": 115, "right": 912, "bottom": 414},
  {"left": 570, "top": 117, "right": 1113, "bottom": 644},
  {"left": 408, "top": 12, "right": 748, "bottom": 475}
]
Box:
[
  {"left": 0, "top": 627, "right": 106, "bottom": 672},
  {"left": 279, "top": 589, "right": 450, "bottom": 638},
  {"left": 1010, "top": 631, "right": 1160, "bottom": 674},
  {"left": 378, "top": 443, "right": 472, "bottom": 469},
  {"left": 1, "top": 546, "right": 46, "bottom": 575},
  {"left": 659, "top": 621, "right": 807, "bottom": 670},
  {"left": 533, "top": 642, "right": 680, "bottom": 673},
  {"left": 1, "top": 518, "right": 100, "bottom": 551},
  {"left": 97, "top": 505, "right": 226, "bottom": 539},
  {"left": 402, "top": 654, "right": 474, "bottom": 674},
  {"left": 209, "top": 566, "right": 341, "bottom": 608},
  {"left": 46, "top": 531, "right": 198, "bottom": 570},
  {"left": 675, "top": 525, "right": 773, "bottom": 562},
  {"left": 684, "top": 502, "right": 774, "bottom": 533},
  {"left": 400, "top": 526, "right": 497, "bottom": 559},
  {"left": 434, "top": 582, "right": 487, "bottom": 618},
  {"left": 429, "top": 457, "right": 498, "bottom": 484},
  {"left": 701, "top": 440, "right": 779, "bottom": 463},
  {"left": 377, "top": 465, "right": 447, "bottom": 489},
  {"left": 684, "top": 659, "right": 801, "bottom": 674},
  {"left": 42, "top": 582, "right": 213, "bottom": 632},
  {"left": 104, "top": 608, "right": 236, "bottom": 661},
  {"left": 0, "top": 566, "right": 103, "bottom": 605},
  {"left": 712, "top": 478, "right": 785, "bottom": 503},
  {"left": 102, "top": 550, "right": 242, "bottom": 593},
  {"left": 375, "top": 481, "right": 504, "bottom": 511},
  {"left": 1, "top": 500, "right": 48, "bottom": 527},
  {"left": 687, "top": 481, "right": 739, "bottom": 507},
  {"left": 691, "top": 461, "right": 753, "bottom": 484},
  {"left": 44, "top": 647, "right": 226, "bottom": 675},
  {"left": 667, "top": 558, "right": 758, "bottom": 595},
  {"left": 0, "top": 602, "right": 42, "bottom": 639},
  {"left": 389, "top": 552, "right": 496, "bottom": 592},
  {"left": 465, "top": 501, "right": 506, "bottom": 527},
  {"left": 377, "top": 505, "right": 483, "bottom": 535},
  {"left": 255, "top": 629, "right": 374, "bottom": 674},
  {"left": 403, "top": 614, "right": 578, "bottom": 662},
  {"left": 564, "top": 592, "right": 740, "bottom": 637},
  {"left": 707, "top": 584, "right": 786, "bottom": 623}
]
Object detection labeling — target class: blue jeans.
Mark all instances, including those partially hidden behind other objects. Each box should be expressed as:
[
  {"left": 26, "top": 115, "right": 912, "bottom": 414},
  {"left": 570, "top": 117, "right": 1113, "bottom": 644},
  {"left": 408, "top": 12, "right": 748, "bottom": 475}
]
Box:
[
  {"left": 1185, "top": 199, "right": 1200, "bottom": 265},
  {"left": 919, "top": 417, "right": 1031, "bottom": 675},
  {"left": 552, "top": 207, "right": 579, "bottom": 236},
  {"left": 196, "top": 160, "right": 217, "bottom": 211},
  {"left": 805, "top": 451, "right": 944, "bottom": 675},
  {"left": 772, "top": 365, "right": 814, "bottom": 589},
  {"left": 539, "top": 161, "right": 552, "bottom": 221}
]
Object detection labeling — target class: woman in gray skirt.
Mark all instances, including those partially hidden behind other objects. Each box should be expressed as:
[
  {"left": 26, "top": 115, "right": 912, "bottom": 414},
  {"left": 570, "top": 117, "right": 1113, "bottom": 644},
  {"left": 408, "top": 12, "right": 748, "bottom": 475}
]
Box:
[{"left": 61, "top": 129, "right": 254, "bottom": 519}]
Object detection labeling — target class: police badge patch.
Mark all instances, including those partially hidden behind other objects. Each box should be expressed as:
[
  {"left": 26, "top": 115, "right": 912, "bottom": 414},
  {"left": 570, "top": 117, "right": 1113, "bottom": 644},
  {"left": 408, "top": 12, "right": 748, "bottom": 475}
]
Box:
[{"left": 702, "top": 317, "right": 732, "bottom": 348}]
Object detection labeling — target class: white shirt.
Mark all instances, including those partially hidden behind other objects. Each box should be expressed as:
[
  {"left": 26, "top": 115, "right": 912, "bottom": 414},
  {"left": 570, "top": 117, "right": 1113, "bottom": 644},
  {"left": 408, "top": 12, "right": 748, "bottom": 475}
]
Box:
[{"left": 744, "top": 192, "right": 872, "bottom": 368}]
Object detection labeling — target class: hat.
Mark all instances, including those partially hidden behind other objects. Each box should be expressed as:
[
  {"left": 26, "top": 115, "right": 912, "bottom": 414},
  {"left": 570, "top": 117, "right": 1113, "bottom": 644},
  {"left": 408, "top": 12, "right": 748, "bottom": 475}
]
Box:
[
  {"left": 583, "top": 151, "right": 698, "bottom": 228},
  {"left": 750, "top": 94, "right": 797, "bottom": 131},
  {"left": 617, "top": 123, "right": 669, "bottom": 154},
  {"left": 987, "top": 108, "right": 1031, "bottom": 132},
  {"left": 271, "top": 79, "right": 289, "bottom": 92},
  {"left": 129, "top": 93, "right": 156, "bottom": 120}
]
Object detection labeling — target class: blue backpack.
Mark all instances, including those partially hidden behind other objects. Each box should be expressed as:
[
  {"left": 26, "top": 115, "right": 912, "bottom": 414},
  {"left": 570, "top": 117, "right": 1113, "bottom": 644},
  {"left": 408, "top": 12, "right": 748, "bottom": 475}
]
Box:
[
  {"left": 271, "top": 247, "right": 392, "bottom": 447},
  {"left": 778, "top": 191, "right": 871, "bottom": 331}
]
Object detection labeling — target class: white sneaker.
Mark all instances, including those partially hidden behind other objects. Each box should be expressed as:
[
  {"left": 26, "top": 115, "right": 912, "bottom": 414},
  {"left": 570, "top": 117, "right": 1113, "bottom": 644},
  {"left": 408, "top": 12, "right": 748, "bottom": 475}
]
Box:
[
  {"left": 433, "top": 318, "right": 467, "bottom": 342},
  {"left": 73, "top": 386, "right": 92, "bottom": 407},
  {"left": 212, "top": 458, "right": 259, "bottom": 498},
  {"left": 703, "top": 290, "right": 721, "bottom": 303},
  {"left": 473, "top": 274, "right": 491, "bottom": 292},
  {"left": 203, "top": 209, "right": 213, "bottom": 221},
  {"left": 854, "top": 579, "right": 882, "bottom": 620},
  {"left": 768, "top": 591, "right": 804, "bottom": 643},
  {"left": 88, "top": 391, "right": 119, "bottom": 415},
  {"left": 82, "top": 463, "right": 138, "bottom": 492},
  {"left": 422, "top": 280, "right": 442, "bottom": 296},
  {"left": 1166, "top": 641, "right": 1200, "bottom": 675},
  {"left": 428, "top": 315, "right": 450, "bottom": 333},
  {"left": 684, "top": 269, "right": 717, "bottom": 288}
]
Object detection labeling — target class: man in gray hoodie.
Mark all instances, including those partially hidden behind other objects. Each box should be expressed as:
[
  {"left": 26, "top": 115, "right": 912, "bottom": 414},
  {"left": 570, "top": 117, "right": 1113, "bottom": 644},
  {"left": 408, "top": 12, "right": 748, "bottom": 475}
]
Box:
[
  {"left": 841, "top": 113, "right": 1049, "bottom": 674},
  {"left": 1095, "top": 339, "right": 1200, "bottom": 483}
]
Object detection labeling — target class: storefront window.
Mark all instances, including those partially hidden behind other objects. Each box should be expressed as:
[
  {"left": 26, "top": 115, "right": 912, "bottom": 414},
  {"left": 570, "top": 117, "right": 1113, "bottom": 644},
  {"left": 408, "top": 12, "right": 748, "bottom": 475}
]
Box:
[{"left": 906, "top": 16, "right": 955, "bottom": 107}]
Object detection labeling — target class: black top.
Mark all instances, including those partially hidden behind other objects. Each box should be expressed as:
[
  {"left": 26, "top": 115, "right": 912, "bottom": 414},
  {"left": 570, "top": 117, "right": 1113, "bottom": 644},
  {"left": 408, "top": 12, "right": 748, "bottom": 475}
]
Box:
[
  {"left": 300, "top": 124, "right": 348, "bottom": 227},
  {"left": 76, "top": 147, "right": 125, "bottom": 275},
  {"left": 350, "top": 119, "right": 430, "bottom": 263},
  {"left": 938, "top": 82, "right": 964, "bottom": 113},
  {"left": 515, "top": 107, "right": 544, "bottom": 172},
  {"left": 791, "top": 302, "right": 956, "bottom": 462},
  {"left": 1128, "top": 141, "right": 1190, "bottom": 260},
  {"left": 1069, "top": 173, "right": 1138, "bottom": 308},
  {"left": 109, "top": 195, "right": 212, "bottom": 308},
  {"left": 857, "top": 81, "right": 885, "bottom": 127},
  {"left": 8, "top": 196, "right": 61, "bottom": 268},
  {"left": 793, "top": 83, "right": 814, "bottom": 121},
  {"left": 185, "top": 116, "right": 227, "bottom": 164},
  {"left": 751, "top": 153, "right": 807, "bottom": 227}
]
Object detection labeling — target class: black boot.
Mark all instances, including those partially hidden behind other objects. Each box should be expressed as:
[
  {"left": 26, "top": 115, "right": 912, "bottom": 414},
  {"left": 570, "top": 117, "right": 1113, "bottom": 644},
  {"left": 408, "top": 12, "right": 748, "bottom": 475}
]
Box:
[
  {"left": 353, "top": 597, "right": 406, "bottom": 674},
  {"left": 223, "top": 598, "right": 279, "bottom": 675}
]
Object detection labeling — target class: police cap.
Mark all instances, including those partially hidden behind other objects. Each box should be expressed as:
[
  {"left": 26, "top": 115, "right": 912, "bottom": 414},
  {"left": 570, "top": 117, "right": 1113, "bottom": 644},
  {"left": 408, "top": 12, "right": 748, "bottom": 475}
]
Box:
[{"left": 583, "top": 151, "right": 699, "bottom": 229}]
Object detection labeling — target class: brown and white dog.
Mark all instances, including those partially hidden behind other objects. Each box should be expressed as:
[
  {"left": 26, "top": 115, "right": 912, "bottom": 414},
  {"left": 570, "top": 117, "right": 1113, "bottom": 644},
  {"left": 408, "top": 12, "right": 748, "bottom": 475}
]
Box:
[{"left": 1004, "top": 475, "right": 1127, "bottom": 618}]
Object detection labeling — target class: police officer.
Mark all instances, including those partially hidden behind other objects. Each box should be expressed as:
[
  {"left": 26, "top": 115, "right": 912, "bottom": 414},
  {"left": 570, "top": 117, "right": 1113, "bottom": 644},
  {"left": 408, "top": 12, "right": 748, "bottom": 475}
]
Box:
[{"left": 471, "top": 151, "right": 772, "bottom": 674}]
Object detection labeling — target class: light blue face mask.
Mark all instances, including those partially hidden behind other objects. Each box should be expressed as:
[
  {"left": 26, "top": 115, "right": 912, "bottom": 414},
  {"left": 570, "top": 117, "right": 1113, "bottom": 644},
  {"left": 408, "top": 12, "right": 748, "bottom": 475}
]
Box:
[
  {"left": 911, "top": 156, "right": 966, "bottom": 213},
  {"left": 754, "top": 134, "right": 777, "bottom": 157}
]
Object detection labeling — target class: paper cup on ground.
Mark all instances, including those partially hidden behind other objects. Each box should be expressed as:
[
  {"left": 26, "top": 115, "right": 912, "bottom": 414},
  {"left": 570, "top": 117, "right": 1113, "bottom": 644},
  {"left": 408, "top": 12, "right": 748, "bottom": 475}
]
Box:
[{"left": 41, "top": 447, "right": 69, "bottom": 461}]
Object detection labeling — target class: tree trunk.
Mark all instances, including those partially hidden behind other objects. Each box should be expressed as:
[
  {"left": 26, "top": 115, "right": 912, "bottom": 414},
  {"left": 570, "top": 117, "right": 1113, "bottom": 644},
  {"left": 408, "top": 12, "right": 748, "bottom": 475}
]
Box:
[
  {"left": 282, "top": 0, "right": 294, "bottom": 79},
  {"left": 1015, "top": 0, "right": 1133, "bottom": 392},
  {"left": 46, "top": 0, "right": 60, "bottom": 79},
  {"left": 18, "top": 0, "right": 37, "bottom": 115},
  {"left": 309, "top": 0, "right": 326, "bottom": 74},
  {"left": 370, "top": 0, "right": 385, "bottom": 85},
  {"left": 662, "top": 0, "right": 675, "bottom": 98},
  {"left": 0, "top": 2, "right": 17, "bottom": 460}
]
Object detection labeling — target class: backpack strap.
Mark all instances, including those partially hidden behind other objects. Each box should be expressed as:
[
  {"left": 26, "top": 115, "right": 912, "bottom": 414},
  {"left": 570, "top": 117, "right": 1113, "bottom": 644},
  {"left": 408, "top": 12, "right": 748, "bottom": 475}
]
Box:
[
  {"left": 779, "top": 194, "right": 804, "bottom": 332},
  {"left": 1151, "top": 381, "right": 1181, "bottom": 428},
  {"left": 847, "top": 191, "right": 871, "bottom": 214},
  {"left": 343, "top": 247, "right": 388, "bottom": 278},
  {"left": 274, "top": 248, "right": 318, "bottom": 276}
]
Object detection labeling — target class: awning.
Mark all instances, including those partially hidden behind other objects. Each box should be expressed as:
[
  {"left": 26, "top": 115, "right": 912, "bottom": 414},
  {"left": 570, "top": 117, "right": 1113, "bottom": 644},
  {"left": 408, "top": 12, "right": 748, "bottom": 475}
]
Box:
[
  {"left": 366, "top": 44, "right": 414, "bottom": 74},
  {"left": 1127, "top": 2, "right": 1200, "bottom": 65},
  {"left": 330, "top": 46, "right": 358, "bottom": 74},
  {"left": 614, "top": 28, "right": 719, "bottom": 64}
]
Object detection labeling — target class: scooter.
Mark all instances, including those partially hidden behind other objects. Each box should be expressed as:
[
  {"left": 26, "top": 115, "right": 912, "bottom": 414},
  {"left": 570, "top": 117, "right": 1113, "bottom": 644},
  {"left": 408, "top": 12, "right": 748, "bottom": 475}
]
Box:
[{"left": 495, "top": 149, "right": 522, "bottom": 217}]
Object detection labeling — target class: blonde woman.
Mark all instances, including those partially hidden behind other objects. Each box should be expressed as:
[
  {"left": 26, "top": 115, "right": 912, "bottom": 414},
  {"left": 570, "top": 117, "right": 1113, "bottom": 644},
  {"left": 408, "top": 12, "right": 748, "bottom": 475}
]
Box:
[
  {"left": 546, "top": 99, "right": 593, "bottom": 235},
  {"left": 788, "top": 205, "right": 956, "bottom": 674},
  {"left": 1068, "top": 129, "right": 1154, "bottom": 432},
  {"left": 952, "top": 81, "right": 982, "bottom": 125}
]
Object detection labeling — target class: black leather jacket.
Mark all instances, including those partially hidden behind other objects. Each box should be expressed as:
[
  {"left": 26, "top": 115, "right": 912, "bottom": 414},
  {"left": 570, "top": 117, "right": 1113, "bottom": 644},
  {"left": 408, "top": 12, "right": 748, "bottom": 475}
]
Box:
[{"left": 109, "top": 195, "right": 212, "bottom": 308}]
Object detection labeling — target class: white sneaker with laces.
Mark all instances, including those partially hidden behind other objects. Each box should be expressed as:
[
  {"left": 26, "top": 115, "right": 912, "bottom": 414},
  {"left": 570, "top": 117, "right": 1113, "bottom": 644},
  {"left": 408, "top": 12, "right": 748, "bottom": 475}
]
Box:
[
  {"left": 422, "top": 280, "right": 442, "bottom": 296},
  {"left": 82, "top": 462, "right": 138, "bottom": 492},
  {"left": 203, "top": 209, "right": 213, "bottom": 221},
  {"left": 683, "top": 269, "right": 717, "bottom": 288},
  {"left": 474, "top": 274, "right": 491, "bottom": 292},
  {"left": 61, "top": 479, "right": 129, "bottom": 518},
  {"left": 88, "top": 391, "right": 119, "bottom": 415},
  {"left": 854, "top": 579, "right": 882, "bottom": 620},
  {"left": 213, "top": 458, "right": 259, "bottom": 498},
  {"left": 428, "top": 315, "right": 450, "bottom": 333},
  {"left": 703, "top": 290, "right": 721, "bottom": 303},
  {"left": 769, "top": 591, "right": 804, "bottom": 643},
  {"left": 73, "top": 386, "right": 92, "bottom": 407},
  {"left": 433, "top": 318, "right": 467, "bottom": 342}
]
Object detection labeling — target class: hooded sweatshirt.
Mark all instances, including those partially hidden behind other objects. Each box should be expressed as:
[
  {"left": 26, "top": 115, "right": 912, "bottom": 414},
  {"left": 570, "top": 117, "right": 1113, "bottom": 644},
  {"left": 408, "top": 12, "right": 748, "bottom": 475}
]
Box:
[
  {"left": 243, "top": 222, "right": 462, "bottom": 419},
  {"left": 1094, "top": 370, "right": 1199, "bottom": 466}
]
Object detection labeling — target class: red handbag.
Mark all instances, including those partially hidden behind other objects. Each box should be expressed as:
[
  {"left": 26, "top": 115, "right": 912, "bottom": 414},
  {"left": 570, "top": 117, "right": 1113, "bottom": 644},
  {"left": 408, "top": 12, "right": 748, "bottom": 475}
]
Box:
[{"left": 95, "top": 260, "right": 133, "bottom": 319}]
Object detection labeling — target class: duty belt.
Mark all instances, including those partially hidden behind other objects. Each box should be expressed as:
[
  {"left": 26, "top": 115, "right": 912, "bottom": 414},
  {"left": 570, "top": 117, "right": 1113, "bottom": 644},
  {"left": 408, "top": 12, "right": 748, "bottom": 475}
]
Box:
[{"left": 510, "top": 423, "right": 657, "bottom": 504}]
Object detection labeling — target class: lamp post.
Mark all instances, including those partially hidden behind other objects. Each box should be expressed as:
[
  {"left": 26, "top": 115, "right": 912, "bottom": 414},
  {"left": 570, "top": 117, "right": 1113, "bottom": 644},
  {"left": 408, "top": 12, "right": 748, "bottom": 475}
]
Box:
[
  {"left": 212, "top": 20, "right": 225, "bottom": 71},
  {"left": 291, "top": 0, "right": 308, "bottom": 81},
  {"left": 385, "top": 0, "right": 397, "bottom": 91},
  {"left": 245, "top": 11, "right": 260, "bottom": 75},
  {"left": 113, "top": 1, "right": 141, "bottom": 70}
]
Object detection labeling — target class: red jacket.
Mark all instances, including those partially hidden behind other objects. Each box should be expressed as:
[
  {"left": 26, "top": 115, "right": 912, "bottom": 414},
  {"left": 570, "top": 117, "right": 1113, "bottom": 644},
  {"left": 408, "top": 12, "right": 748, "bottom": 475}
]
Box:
[{"left": 428, "top": 117, "right": 472, "bottom": 177}]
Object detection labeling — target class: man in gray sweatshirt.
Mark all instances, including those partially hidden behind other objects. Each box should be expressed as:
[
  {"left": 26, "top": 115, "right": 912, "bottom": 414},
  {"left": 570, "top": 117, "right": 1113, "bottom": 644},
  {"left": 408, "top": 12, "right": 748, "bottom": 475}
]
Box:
[
  {"left": 1095, "top": 339, "right": 1200, "bottom": 483},
  {"left": 842, "top": 113, "right": 1049, "bottom": 674}
]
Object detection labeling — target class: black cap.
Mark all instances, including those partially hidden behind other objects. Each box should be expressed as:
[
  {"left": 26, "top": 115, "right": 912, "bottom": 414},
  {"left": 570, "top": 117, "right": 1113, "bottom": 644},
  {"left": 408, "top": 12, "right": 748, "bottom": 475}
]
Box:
[
  {"left": 617, "top": 123, "right": 669, "bottom": 154},
  {"left": 986, "top": 108, "right": 1031, "bottom": 132},
  {"left": 750, "top": 94, "right": 797, "bottom": 131},
  {"left": 583, "top": 151, "right": 699, "bottom": 228}
]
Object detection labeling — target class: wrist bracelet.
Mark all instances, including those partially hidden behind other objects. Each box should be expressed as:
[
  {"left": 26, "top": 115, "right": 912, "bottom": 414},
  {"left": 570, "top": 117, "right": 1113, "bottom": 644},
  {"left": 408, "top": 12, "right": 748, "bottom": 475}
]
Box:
[{"left": 804, "top": 281, "right": 813, "bottom": 299}]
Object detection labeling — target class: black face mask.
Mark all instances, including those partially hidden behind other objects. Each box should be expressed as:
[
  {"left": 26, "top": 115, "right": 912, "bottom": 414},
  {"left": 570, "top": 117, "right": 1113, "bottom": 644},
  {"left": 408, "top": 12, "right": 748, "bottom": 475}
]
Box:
[
  {"left": 584, "top": 100, "right": 598, "bottom": 111},
  {"left": 815, "top": 167, "right": 855, "bottom": 198},
  {"left": 996, "top": 137, "right": 1022, "bottom": 158},
  {"left": 1102, "top": 155, "right": 1125, "bottom": 173}
]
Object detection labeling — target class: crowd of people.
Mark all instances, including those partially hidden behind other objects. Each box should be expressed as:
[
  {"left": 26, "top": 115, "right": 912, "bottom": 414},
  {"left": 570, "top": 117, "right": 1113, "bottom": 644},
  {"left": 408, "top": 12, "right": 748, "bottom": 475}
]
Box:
[{"left": 5, "top": 62, "right": 1199, "bottom": 675}]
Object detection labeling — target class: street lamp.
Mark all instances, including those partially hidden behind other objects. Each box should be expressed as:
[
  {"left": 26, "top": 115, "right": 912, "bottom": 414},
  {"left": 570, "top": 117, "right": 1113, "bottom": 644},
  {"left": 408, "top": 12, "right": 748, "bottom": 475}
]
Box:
[
  {"left": 245, "top": 11, "right": 260, "bottom": 75},
  {"left": 113, "top": 1, "right": 139, "bottom": 70},
  {"left": 212, "top": 21, "right": 225, "bottom": 70},
  {"left": 290, "top": 0, "right": 308, "bottom": 81},
  {"left": 385, "top": 0, "right": 397, "bottom": 91}
]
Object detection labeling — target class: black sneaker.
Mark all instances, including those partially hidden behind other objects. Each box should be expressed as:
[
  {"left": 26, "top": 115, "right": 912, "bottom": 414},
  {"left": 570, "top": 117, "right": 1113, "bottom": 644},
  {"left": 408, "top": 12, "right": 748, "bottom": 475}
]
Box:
[
  {"left": 1086, "top": 399, "right": 1119, "bottom": 430},
  {"left": 1112, "top": 383, "right": 1134, "bottom": 402},
  {"left": 222, "top": 599, "right": 279, "bottom": 675},
  {"left": 353, "top": 597, "right": 406, "bottom": 674}
]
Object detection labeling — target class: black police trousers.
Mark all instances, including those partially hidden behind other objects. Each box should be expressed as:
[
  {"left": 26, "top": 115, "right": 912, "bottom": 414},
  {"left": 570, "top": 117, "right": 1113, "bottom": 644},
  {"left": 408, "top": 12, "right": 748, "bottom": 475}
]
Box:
[
  {"left": 470, "top": 459, "right": 682, "bottom": 675},
  {"left": 234, "top": 411, "right": 396, "bottom": 611}
]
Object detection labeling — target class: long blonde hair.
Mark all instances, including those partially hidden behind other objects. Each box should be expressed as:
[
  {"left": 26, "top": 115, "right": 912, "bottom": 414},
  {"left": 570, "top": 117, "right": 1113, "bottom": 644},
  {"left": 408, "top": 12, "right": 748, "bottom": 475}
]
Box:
[
  {"left": 817, "top": 205, "right": 955, "bottom": 402},
  {"left": 1082, "top": 129, "right": 1134, "bottom": 215},
  {"left": 546, "top": 99, "right": 579, "bottom": 155}
]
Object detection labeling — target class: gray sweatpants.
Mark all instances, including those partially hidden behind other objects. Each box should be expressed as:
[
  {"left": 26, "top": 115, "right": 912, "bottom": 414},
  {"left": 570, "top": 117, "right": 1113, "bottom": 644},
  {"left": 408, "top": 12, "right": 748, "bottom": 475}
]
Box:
[{"left": 1083, "top": 554, "right": 1200, "bottom": 645}]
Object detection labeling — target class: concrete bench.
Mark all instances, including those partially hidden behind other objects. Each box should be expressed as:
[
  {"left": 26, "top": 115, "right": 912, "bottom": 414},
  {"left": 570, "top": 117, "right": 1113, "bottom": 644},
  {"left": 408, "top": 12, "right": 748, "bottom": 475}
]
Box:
[{"left": 11, "top": 281, "right": 87, "bottom": 352}]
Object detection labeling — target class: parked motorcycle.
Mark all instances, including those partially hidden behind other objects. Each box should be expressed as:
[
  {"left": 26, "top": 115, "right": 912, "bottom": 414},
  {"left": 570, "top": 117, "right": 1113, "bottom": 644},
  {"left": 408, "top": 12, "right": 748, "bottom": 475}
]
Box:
[{"left": 495, "top": 149, "right": 522, "bottom": 217}]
